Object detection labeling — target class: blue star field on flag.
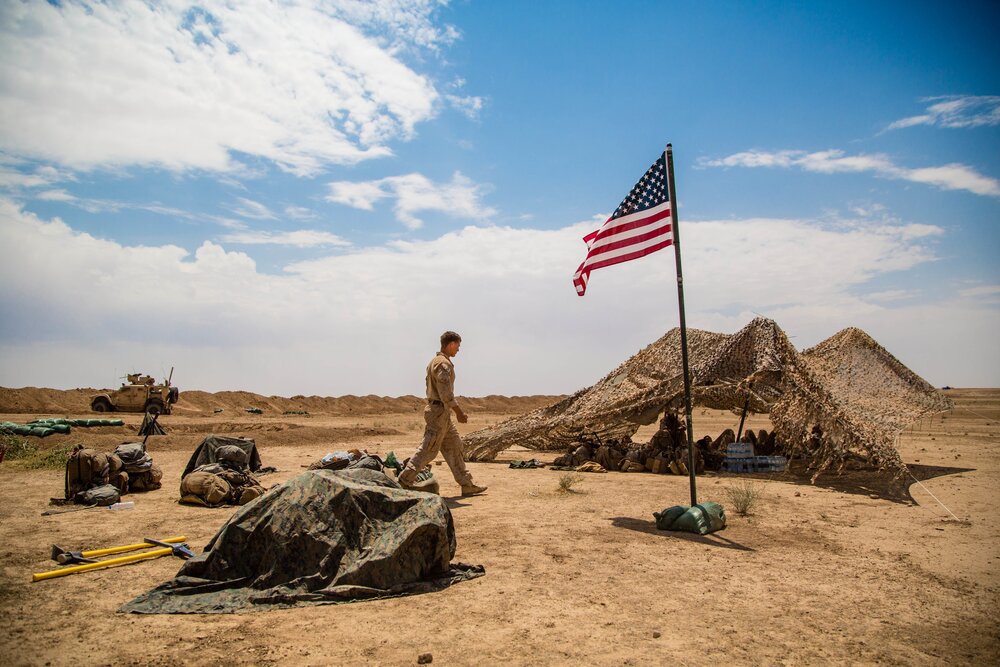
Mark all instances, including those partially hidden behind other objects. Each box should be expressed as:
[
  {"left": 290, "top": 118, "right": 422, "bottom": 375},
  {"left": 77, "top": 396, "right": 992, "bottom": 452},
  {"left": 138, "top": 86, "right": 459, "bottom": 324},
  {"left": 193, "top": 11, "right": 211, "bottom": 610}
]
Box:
[{"left": 610, "top": 153, "right": 668, "bottom": 221}]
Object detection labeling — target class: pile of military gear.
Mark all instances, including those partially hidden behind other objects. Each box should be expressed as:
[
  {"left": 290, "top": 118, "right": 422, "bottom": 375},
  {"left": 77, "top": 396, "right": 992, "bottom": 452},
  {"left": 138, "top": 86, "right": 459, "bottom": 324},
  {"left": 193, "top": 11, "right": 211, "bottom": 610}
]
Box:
[
  {"left": 548, "top": 414, "right": 769, "bottom": 476},
  {"left": 114, "top": 441, "right": 163, "bottom": 492},
  {"left": 179, "top": 435, "right": 265, "bottom": 507},
  {"left": 62, "top": 442, "right": 163, "bottom": 506},
  {"left": 307, "top": 449, "right": 388, "bottom": 473},
  {"left": 550, "top": 433, "right": 628, "bottom": 472},
  {"left": 184, "top": 435, "right": 262, "bottom": 475},
  {"left": 122, "top": 468, "right": 485, "bottom": 614},
  {"left": 508, "top": 459, "right": 544, "bottom": 469}
]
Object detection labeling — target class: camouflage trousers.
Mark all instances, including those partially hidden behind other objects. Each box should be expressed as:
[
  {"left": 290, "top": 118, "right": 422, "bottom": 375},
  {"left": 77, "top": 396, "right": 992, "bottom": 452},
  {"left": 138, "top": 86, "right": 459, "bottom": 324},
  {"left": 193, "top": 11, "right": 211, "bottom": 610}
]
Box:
[{"left": 401, "top": 403, "right": 473, "bottom": 486}]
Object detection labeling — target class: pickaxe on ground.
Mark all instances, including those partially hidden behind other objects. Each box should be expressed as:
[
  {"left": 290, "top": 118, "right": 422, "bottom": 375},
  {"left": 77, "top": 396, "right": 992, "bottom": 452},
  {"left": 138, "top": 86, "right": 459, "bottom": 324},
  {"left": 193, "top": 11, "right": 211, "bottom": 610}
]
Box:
[
  {"left": 49, "top": 535, "right": 187, "bottom": 565},
  {"left": 34, "top": 536, "right": 192, "bottom": 582}
]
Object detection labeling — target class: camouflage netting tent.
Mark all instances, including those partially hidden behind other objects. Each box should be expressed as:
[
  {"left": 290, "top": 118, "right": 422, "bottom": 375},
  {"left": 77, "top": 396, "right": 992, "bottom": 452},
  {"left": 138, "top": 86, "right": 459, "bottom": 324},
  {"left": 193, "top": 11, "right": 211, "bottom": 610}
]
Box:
[
  {"left": 464, "top": 318, "right": 950, "bottom": 478},
  {"left": 122, "top": 469, "right": 484, "bottom": 614}
]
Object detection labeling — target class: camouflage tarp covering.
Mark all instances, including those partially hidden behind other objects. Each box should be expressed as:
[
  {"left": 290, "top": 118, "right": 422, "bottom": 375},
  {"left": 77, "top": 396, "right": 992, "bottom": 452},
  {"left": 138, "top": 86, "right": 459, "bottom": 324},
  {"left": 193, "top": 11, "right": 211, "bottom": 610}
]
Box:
[
  {"left": 464, "top": 318, "right": 950, "bottom": 478},
  {"left": 182, "top": 435, "right": 262, "bottom": 476},
  {"left": 121, "top": 469, "right": 484, "bottom": 614}
]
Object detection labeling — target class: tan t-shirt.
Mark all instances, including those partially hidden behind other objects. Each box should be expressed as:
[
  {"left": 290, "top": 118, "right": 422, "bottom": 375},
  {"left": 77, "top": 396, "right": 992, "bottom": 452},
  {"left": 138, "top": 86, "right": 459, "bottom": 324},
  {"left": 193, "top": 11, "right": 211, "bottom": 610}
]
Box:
[{"left": 425, "top": 352, "right": 456, "bottom": 408}]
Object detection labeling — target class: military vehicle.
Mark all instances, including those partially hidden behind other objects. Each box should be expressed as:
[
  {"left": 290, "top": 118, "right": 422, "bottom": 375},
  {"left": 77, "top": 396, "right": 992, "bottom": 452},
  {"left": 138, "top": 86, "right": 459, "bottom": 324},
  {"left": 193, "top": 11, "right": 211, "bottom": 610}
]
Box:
[{"left": 90, "top": 368, "right": 179, "bottom": 415}]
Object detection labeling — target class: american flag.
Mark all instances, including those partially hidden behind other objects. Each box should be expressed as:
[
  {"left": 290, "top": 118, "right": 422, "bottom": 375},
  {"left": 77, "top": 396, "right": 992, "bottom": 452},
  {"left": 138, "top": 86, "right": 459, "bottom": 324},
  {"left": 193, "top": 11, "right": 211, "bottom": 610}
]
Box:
[{"left": 573, "top": 152, "right": 672, "bottom": 296}]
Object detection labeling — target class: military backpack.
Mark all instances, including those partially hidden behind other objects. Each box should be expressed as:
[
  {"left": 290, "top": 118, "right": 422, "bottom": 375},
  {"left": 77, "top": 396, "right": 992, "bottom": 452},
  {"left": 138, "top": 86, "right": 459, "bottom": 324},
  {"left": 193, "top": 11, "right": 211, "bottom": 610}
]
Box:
[
  {"left": 77, "top": 484, "right": 121, "bottom": 507},
  {"left": 65, "top": 446, "right": 111, "bottom": 500},
  {"left": 114, "top": 442, "right": 153, "bottom": 473},
  {"left": 179, "top": 464, "right": 265, "bottom": 507}
]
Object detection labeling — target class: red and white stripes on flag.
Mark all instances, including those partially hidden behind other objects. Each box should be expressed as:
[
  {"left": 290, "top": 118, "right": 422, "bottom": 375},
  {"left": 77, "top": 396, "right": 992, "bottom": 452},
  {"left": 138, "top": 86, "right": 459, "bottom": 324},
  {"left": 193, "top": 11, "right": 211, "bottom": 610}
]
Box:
[{"left": 573, "top": 152, "right": 672, "bottom": 296}]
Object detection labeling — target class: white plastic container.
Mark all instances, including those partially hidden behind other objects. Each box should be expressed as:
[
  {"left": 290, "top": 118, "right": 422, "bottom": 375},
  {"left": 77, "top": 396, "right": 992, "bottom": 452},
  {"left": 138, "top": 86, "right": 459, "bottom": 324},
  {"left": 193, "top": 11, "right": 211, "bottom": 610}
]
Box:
[
  {"left": 726, "top": 442, "right": 755, "bottom": 459},
  {"left": 108, "top": 501, "right": 135, "bottom": 511}
]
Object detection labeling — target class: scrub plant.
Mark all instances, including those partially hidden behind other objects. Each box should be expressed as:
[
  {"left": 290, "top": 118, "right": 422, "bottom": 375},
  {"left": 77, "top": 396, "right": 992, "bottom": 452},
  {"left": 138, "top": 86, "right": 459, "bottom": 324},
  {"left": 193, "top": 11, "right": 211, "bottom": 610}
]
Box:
[
  {"left": 557, "top": 472, "right": 584, "bottom": 493},
  {"left": 725, "top": 479, "right": 764, "bottom": 516}
]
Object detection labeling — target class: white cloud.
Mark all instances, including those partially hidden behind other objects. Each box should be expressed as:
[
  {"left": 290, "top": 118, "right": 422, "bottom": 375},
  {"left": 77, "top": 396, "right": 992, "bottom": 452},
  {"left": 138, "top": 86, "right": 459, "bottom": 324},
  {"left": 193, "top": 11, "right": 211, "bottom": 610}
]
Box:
[
  {"left": 0, "top": 0, "right": 459, "bottom": 176},
  {"left": 903, "top": 164, "right": 1000, "bottom": 197},
  {"left": 887, "top": 95, "right": 1000, "bottom": 130},
  {"left": 326, "top": 171, "right": 496, "bottom": 229},
  {"left": 220, "top": 229, "right": 350, "bottom": 248},
  {"left": 326, "top": 181, "right": 394, "bottom": 211},
  {"left": 229, "top": 197, "right": 276, "bottom": 220},
  {"left": 699, "top": 149, "right": 1000, "bottom": 197},
  {"left": 284, "top": 205, "right": 318, "bottom": 221},
  {"left": 958, "top": 284, "right": 1000, "bottom": 301},
  {"left": 0, "top": 162, "right": 71, "bottom": 190},
  {"left": 2, "top": 196, "right": 992, "bottom": 395},
  {"left": 864, "top": 289, "right": 918, "bottom": 303},
  {"left": 36, "top": 189, "right": 77, "bottom": 202},
  {"left": 446, "top": 94, "right": 485, "bottom": 119}
]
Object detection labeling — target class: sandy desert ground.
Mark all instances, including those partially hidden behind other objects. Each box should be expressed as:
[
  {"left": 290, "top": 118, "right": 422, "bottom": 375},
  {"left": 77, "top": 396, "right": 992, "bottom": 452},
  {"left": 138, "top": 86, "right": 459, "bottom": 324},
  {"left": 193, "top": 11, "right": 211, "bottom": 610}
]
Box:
[{"left": 0, "top": 387, "right": 997, "bottom": 666}]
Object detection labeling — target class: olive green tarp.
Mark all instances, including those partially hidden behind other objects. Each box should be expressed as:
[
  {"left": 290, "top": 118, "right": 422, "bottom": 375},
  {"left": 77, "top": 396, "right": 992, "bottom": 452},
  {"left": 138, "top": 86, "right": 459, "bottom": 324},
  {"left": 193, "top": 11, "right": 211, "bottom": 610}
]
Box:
[{"left": 120, "top": 469, "right": 484, "bottom": 614}]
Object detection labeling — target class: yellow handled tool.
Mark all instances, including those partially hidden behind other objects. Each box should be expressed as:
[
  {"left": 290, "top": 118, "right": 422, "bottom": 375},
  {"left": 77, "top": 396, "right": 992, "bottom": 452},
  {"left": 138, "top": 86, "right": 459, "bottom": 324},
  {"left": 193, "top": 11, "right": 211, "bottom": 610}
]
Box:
[
  {"left": 34, "top": 537, "right": 194, "bottom": 582},
  {"left": 51, "top": 536, "right": 186, "bottom": 564}
]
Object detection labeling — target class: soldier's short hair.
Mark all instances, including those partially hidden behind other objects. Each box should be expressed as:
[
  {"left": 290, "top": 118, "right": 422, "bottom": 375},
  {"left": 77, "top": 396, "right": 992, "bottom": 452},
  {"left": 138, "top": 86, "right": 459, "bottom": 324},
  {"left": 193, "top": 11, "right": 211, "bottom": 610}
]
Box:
[{"left": 440, "top": 331, "right": 462, "bottom": 347}]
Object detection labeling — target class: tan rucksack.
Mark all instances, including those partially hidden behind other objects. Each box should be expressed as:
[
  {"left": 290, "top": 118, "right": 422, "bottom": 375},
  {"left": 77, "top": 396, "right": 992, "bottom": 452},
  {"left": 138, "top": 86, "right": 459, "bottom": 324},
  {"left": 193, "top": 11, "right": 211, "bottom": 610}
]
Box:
[
  {"left": 107, "top": 453, "right": 130, "bottom": 495},
  {"left": 179, "top": 470, "right": 231, "bottom": 507},
  {"left": 179, "top": 464, "right": 264, "bottom": 507},
  {"left": 65, "top": 446, "right": 111, "bottom": 500},
  {"left": 129, "top": 463, "right": 163, "bottom": 492}
]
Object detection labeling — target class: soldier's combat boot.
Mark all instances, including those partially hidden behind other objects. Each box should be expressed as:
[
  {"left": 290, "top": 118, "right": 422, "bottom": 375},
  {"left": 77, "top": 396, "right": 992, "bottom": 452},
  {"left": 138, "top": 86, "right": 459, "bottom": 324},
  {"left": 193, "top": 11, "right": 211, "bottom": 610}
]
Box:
[
  {"left": 461, "top": 483, "right": 487, "bottom": 496},
  {"left": 397, "top": 468, "right": 418, "bottom": 489}
]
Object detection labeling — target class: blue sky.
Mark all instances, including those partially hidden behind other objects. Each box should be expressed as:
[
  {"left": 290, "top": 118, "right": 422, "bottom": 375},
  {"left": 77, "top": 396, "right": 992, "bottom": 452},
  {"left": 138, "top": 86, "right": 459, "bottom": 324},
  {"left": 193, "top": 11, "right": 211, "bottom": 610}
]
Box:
[{"left": 1, "top": 0, "right": 997, "bottom": 396}]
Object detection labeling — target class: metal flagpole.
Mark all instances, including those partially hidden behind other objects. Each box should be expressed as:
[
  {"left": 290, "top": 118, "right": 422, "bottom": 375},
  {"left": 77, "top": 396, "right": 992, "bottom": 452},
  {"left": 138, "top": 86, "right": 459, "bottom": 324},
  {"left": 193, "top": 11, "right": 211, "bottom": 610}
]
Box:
[{"left": 665, "top": 143, "right": 698, "bottom": 506}]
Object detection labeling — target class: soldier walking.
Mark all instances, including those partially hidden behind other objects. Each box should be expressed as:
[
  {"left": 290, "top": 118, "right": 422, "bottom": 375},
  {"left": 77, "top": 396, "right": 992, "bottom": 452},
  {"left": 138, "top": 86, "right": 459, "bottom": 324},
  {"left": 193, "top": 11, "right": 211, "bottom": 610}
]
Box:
[{"left": 399, "top": 331, "right": 487, "bottom": 496}]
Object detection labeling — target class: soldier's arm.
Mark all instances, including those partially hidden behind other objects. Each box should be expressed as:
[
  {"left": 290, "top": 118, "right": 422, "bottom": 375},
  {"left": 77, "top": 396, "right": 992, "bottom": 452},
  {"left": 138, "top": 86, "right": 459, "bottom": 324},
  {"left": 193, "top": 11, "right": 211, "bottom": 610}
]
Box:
[{"left": 433, "top": 360, "right": 467, "bottom": 423}]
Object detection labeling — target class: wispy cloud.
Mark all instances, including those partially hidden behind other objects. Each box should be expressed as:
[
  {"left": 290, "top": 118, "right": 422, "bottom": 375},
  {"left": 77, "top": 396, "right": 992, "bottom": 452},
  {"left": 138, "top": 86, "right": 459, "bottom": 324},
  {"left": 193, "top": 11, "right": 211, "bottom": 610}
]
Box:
[
  {"left": 229, "top": 197, "right": 276, "bottom": 220},
  {"left": 35, "top": 189, "right": 76, "bottom": 202},
  {"left": 0, "top": 162, "right": 73, "bottom": 190},
  {"left": 326, "top": 171, "right": 496, "bottom": 229},
  {"left": 220, "top": 229, "right": 350, "bottom": 248},
  {"left": 864, "top": 289, "right": 918, "bottom": 303},
  {"left": 284, "top": 205, "right": 318, "bottom": 221},
  {"left": 698, "top": 149, "right": 1000, "bottom": 197},
  {"left": 0, "top": 1, "right": 464, "bottom": 176},
  {"left": 887, "top": 95, "right": 1000, "bottom": 131},
  {"left": 958, "top": 284, "right": 1000, "bottom": 301},
  {"left": 446, "top": 94, "right": 485, "bottom": 119}
]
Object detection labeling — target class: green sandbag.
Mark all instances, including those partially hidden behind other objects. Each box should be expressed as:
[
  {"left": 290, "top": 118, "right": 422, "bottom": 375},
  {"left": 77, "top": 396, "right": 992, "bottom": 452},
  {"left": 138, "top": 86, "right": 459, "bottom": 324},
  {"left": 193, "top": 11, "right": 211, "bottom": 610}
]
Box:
[
  {"left": 74, "top": 419, "right": 124, "bottom": 427},
  {"left": 23, "top": 420, "right": 70, "bottom": 434},
  {"left": 1, "top": 423, "right": 53, "bottom": 437},
  {"left": 29, "top": 418, "right": 126, "bottom": 428},
  {"left": 653, "top": 501, "right": 727, "bottom": 535}
]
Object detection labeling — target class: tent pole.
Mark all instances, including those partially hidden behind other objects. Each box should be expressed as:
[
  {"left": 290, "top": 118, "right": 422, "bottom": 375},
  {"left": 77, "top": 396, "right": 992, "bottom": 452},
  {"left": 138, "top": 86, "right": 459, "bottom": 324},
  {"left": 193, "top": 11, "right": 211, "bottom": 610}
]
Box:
[
  {"left": 665, "top": 144, "right": 697, "bottom": 506},
  {"left": 736, "top": 381, "right": 754, "bottom": 443}
]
